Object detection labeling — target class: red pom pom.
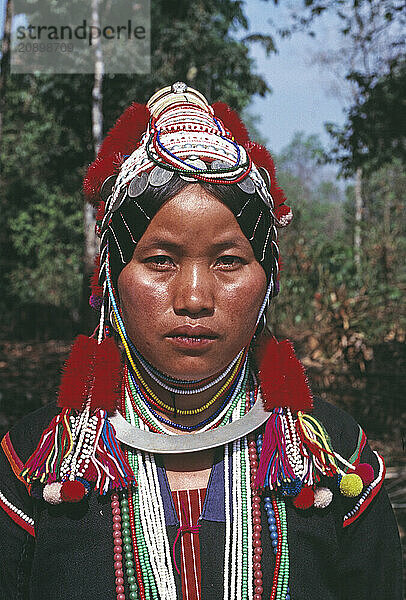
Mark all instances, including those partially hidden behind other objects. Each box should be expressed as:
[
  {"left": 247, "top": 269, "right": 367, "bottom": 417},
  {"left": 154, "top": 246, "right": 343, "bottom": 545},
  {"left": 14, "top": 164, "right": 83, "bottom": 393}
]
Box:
[
  {"left": 91, "top": 337, "right": 122, "bottom": 413},
  {"left": 256, "top": 337, "right": 313, "bottom": 413},
  {"left": 244, "top": 141, "right": 287, "bottom": 209},
  {"left": 61, "top": 480, "right": 86, "bottom": 503},
  {"left": 293, "top": 486, "right": 315, "bottom": 509},
  {"left": 58, "top": 336, "right": 98, "bottom": 409},
  {"left": 83, "top": 103, "right": 150, "bottom": 205},
  {"left": 354, "top": 463, "right": 375, "bottom": 486}
]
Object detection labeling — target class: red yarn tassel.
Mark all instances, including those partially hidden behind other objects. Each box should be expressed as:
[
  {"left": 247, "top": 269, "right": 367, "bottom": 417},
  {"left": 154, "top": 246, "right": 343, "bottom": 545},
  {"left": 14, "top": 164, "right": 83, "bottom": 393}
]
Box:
[
  {"left": 91, "top": 337, "right": 122, "bottom": 413},
  {"left": 257, "top": 337, "right": 313, "bottom": 413},
  {"left": 58, "top": 336, "right": 98, "bottom": 409}
]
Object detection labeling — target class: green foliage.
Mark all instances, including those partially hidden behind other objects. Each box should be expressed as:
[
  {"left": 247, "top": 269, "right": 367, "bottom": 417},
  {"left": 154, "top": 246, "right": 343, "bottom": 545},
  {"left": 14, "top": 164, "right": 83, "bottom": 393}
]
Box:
[
  {"left": 326, "top": 59, "right": 406, "bottom": 174},
  {"left": 272, "top": 137, "right": 405, "bottom": 349},
  {"left": 1, "top": 0, "right": 275, "bottom": 336}
]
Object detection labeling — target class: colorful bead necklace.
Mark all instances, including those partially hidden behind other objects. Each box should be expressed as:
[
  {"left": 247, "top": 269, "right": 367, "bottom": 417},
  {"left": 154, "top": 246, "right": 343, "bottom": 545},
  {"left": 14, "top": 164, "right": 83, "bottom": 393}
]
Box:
[{"left": 125, "top": 358, "right": 250, "bottom": 432}]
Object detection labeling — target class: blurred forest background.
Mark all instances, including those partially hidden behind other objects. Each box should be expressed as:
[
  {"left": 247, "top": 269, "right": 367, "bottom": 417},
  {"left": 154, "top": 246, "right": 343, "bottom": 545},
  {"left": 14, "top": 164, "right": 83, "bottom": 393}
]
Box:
[{"left": 0, "top": 0, "right": 405, "bottom": 540}]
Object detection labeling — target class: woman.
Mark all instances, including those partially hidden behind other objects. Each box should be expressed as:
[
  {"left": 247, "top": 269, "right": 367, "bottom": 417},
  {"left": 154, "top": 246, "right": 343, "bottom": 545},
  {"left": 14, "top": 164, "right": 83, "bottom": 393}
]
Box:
[{"left": 0, "top": 83, "right": 402, "bottom": 600}]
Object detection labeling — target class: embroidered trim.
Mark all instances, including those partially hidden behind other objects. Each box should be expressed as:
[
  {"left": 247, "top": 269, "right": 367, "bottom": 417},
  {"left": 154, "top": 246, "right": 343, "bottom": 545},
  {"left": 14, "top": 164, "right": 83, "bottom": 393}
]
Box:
[
  {"left": 0, "top": 489, "right": 35, "bottom": 536},
  {"left": 343, "top": 452, "right": 386, "bottom": 528},
  {"left": 1, "top": 433, "right": 31, "bottom": 492}
]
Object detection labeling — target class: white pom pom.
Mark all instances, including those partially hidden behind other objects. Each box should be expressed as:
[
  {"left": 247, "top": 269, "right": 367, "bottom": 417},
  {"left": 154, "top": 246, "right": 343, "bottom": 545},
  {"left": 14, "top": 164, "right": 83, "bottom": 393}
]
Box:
[
  {"left": 43, "top": 482, "right": 63, "bottom": 505},
  {"left": 313, "top": 487, "right": 333, "bottom": 509}
]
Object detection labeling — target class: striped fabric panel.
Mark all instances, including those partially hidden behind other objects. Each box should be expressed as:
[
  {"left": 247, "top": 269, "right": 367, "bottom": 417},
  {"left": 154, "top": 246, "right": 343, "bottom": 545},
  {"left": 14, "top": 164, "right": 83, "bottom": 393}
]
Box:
[{"left": 172, "top": 488, "right": 206, "bottom": 600}]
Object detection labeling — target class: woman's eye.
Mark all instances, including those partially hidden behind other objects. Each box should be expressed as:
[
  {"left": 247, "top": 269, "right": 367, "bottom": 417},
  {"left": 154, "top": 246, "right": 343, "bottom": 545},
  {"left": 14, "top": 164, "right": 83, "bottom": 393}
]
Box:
[
  {"left": 145, "top": 255, "right": 175, "bottom": 268},
  {"left": 216, "top": 256, "right": 244, "bottom": 269}
]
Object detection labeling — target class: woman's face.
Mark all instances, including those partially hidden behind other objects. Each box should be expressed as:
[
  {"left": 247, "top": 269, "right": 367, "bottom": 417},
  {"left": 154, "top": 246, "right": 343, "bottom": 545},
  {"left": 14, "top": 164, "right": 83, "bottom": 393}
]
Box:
[{"left": 118, "top": 185, "right": 267, "bottom": 380}]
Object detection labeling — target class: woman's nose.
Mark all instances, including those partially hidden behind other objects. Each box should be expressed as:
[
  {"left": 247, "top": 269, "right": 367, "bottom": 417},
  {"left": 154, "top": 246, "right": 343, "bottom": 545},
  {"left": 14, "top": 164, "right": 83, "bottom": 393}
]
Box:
[{"left": 173, "top": 263, "right": 215, "bottom": 317}]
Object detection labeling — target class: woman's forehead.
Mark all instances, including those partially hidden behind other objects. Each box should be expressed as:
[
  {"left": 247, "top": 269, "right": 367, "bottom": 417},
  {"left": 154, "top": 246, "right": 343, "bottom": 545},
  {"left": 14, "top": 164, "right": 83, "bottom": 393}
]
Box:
[{"left": 136, "top": 186, "right": 253, "bottom": 250}]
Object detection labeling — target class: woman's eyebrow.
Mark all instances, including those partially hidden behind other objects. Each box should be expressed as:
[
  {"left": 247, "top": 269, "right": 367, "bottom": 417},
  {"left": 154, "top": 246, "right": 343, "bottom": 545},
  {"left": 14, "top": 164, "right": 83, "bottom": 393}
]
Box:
[{"left": 138, "top": 237, "right": 248, "bottom": 252}]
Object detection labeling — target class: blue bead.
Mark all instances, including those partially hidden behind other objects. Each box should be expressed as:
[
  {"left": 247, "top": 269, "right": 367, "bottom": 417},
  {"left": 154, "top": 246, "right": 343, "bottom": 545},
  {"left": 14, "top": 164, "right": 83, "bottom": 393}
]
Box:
[
  {"left": 286, "top": 595, "right": 291, "bottom": 600},
  {"left": 268, "top": 524, "right": 276, "bottom": 532}
]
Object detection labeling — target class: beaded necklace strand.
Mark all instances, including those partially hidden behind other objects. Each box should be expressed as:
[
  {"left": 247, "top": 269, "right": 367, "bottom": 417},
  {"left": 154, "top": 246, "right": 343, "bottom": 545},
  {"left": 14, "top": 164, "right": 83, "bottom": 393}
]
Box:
[{"left": 111, "top": 372, "right": 291, "bottom": 600}]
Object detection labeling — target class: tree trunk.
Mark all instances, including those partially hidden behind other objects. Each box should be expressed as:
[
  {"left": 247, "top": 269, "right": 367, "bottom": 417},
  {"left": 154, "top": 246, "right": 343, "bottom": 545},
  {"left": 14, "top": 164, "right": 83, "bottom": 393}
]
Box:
[
  {"left": 0, "top": 0, "right": 12, "bottom": 148},
  {"left": 354, "top": 166, "right": 363, "bottom": 277},
  {"left": 81, "top": 0, "right": 104, "bottom": 331}
]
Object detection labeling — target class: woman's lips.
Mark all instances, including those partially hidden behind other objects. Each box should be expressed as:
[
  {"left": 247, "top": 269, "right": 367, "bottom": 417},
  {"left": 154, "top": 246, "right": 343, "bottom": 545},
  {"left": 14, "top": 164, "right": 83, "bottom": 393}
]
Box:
[{"left": 165, "top": 325, "right": 219, "bottom": 351}]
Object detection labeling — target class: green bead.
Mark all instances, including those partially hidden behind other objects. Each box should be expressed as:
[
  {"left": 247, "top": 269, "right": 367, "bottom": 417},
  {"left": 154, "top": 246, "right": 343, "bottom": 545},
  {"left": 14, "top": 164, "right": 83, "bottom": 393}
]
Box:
[
  {"left": 129, "top": 592, "right": 138, "bottom": 600},
  {"left": 126, "top": 560, "right": 134, "bottom": 569},
  {"left": 127, "top": 575, "right": 136, "bottom": 584},
  {"left": 127, "top": 568, "right": 135, "bottom": 577},
  {"left": 124, "top": 543, "right": 132, "bottom": 552},
  {"left": 125, "top": 551, "right": 133, "bottom": 560},
  {"left": 122, "top": 533, "right": 131, "bottom": 542}
]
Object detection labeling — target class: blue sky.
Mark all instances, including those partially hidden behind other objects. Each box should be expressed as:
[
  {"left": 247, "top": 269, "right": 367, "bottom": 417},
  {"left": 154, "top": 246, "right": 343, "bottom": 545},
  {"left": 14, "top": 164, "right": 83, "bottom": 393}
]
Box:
[
  {"left": 1, "top": 0, "right": 346, "bottom": 153},
  {"left": 243, "top": 0, "right": 345, "bottom": 153}
]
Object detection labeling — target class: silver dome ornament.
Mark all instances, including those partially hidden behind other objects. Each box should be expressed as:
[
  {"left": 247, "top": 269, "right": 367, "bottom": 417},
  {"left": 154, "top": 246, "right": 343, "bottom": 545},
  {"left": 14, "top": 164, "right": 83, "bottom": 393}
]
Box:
[
  {"left": 148, "top": 166, "right": 174, "bottom": 187},
  {"left": 128, "top": 172, "right": 149, "bottom": 197},
  {"left": 171, "top": 81, "right": 188, "bottom": 94}
]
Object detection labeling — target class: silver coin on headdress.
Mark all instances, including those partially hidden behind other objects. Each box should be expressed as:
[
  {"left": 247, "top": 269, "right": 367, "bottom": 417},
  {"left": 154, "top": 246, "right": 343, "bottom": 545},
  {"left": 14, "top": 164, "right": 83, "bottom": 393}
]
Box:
[
  {"left": 148, "top": 166, "right": 174, "bottom": 187},
  {"left": 237, "top": 175, "right": 256, "bottom": 195},
  {"left": 180, "top": 158, "right": 207, "bottom": 182},
  {"left": 210, "top": 159, "right": 231, "bottom": 172},
  {"left": 128, "top": 172, "right": 149, "bottom": 197},
  {"left": 100, "top": 175, "right": 117, "bottom": 202}
]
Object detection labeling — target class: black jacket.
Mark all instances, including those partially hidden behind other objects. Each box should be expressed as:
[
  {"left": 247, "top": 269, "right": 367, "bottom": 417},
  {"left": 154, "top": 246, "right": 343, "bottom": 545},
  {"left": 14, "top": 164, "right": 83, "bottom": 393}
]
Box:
[{"left": 0, "top": 398, "right": 402, "bottom": 599}]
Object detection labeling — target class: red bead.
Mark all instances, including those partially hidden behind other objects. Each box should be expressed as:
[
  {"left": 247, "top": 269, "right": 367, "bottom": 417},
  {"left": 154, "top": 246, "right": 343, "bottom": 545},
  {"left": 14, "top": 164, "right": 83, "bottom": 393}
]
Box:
[
  {"left": 253, "top": 509, "right": 261, "bottom": 518},
  {"left": 113, "top": 515, "right": 121, "bottom": 523},
  {"left": 114, "top": 545, "right": 122, "bottom": 554},
  {"left": 254, "top": 570, "right": 262, "bottom": 579},
  {"left": 114, "top": 538, "right": 122, "bottom": 546},
  {"left": 117, "top": 595, "right": 125, "bottom": 600},
  {"left": 111, "top": 500, "right": 119, "bottom": 508},
  {"left": 254, "top": 547, "right": 263, "bottom": 555},
  {"left": 254, "top": 578, "right": 263, "bottom": 587},
  {"left": 116, "top": 577, "right": 124, "bottom": 585},
  {"left": 114, "top": 561, "right": 122, "bottom": 570},
  {"left": 116, "top": 586, "right": 124, "bottom": 594},
  {"left": 253, "top": 532, "right": 261, "bottom": 541},
  {"left": 254, "top": 524, "right": 262, "bottom": 533},
  {"left": 116, "top": 569, "right": 123, "bottom": 578},
  {"left": 253, "top": 517, "right": 261, "bottom": 525},
  {"left": 255, "top": 586, "right": 263, "bottom": 595},
  {"left": 113, "top": 531, "right": 121, "bottom": 539},
  {"left": 112, "top": 508, "right": 121, "bottom": 516},
  {"left": 254, "top": 594, "right": 262, "bottom": 600},
  {"left": 113, "top": 523, "right": 121, "bottom": 531},
  {"left": 114, "top": 553, "right": 122, "bottom": 562}
]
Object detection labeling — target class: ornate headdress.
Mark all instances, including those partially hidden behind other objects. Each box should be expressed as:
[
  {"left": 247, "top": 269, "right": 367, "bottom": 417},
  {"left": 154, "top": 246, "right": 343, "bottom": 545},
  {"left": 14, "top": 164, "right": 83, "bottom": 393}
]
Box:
[{"left": 84, "top": 82, "right": 292, "bottom": 341}]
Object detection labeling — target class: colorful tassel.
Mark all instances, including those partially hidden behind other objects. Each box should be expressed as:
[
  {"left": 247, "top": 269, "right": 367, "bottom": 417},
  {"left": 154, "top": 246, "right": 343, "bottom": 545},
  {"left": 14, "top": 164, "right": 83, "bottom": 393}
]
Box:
[{"left": 21, "top": 408, "right": 73, "bottom": 484}]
